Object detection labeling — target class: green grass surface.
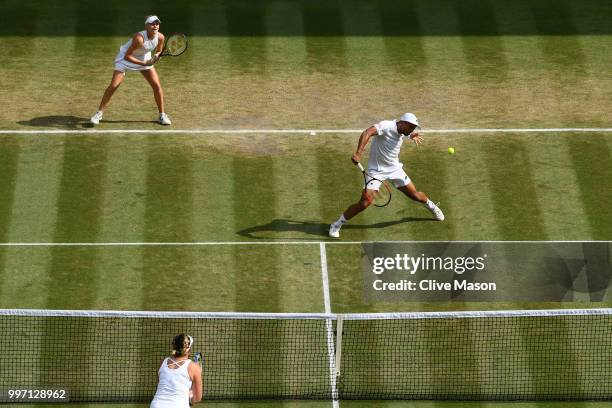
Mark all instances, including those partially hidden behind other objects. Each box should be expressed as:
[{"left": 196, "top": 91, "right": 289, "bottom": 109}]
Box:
[
  {"left": 0, "top": 133, "right": 609, "bottom": 248},
  {"left": 1, "top": 0, "right": 612, "bottom": 406},
  {"left": 16, "top": 402, "right": 612, "bottom": 408},
  {"left": 1, "top": 1, "right": 612, "bottom": 130}
]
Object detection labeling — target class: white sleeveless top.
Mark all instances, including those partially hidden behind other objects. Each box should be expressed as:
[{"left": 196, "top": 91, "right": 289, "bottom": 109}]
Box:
[
  {"left": 369, "top": 120, "right": 406, "bottom": 172},
  {"left": 115, "top": 30, "right": 159, "bottom": 71},
  {"left": 150, "top": 357, "right": 192, "bottom": 408}
]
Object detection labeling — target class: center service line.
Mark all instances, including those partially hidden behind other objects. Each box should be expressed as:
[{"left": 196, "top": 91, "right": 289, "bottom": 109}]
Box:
[
  {"left": 319, "top": 242, "right": 340, "bottom": 408},
  {"left": 320, "top": 242, "right": 332, "bottom": 315}
]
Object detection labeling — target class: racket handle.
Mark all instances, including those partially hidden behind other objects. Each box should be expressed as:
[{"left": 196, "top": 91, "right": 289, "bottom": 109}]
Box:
[{"left": 357, "top": 163, "right": 365, "bottom": 172}]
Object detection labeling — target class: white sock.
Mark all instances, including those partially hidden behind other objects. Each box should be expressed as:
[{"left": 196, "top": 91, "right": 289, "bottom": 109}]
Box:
[
  {"left": 425, "top": 199, "right": 436, "bottom": 210},
  {"left": 334, "top": 214, "right": 347, "bottom": 226}
]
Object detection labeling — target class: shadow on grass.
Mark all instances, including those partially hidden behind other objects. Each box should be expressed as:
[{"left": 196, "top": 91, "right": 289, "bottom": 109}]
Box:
[
  {"left": 237, "top": 216, "right": 435, "bottom": 239},
  {"left": 17, "top": 115, "right": 93, "bottom": 129},
  {"left": 18, "top": 116, "right": 160, "bottom": 130}
]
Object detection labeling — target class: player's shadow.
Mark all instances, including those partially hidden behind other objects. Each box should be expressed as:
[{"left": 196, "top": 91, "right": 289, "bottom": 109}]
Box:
[
  {"left": 18, "top": 116, "right": 159, "bottom": 130},
  {"left": 17, "top": 115, "right": 93, "bottom": 129},
  {"left": 237, "top": 217, "right": 435, "bottom": 240}
]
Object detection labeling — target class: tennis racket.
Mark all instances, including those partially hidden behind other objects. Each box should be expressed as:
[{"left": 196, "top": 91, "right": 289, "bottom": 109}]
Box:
[
  {"left": 193, "top": 352, "right": 203, "bottom": 369},
  {"left": 161, "top": 32, "right": 188, "bottom": 57},
  {"left": 357, "top": 162, "right": 392, "bottom": 207}
]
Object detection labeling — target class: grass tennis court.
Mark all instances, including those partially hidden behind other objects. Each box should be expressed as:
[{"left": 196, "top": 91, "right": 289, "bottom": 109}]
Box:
[{"left": 1, "top": 0, "right": 612, "bottom": 406}]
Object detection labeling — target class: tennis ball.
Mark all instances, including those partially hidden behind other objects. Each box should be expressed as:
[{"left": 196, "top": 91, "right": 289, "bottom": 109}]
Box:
[{"left": 448, "top": 147, "right": 455, "bottom": 154}]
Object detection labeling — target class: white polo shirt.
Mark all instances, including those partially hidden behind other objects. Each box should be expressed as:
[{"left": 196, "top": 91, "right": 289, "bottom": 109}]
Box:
[{"left": 369, "top": 120, "right": 406, "bottom": 173}]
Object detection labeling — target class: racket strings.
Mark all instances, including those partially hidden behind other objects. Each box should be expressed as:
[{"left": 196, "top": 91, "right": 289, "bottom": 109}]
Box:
[
  {"left": 365, "top": 179, "right": 392, "bottom": 207},
  {"left": 373, "top": 183, "right": 391, "bottom": 206},
  {"left": 165, "top": 34, "right": 187, "bottom": 56}
]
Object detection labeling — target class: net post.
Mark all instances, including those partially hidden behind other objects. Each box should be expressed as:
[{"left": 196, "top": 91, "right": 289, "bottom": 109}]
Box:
[{"left": 335, "top": 314, "right": 343, "bottom": 378}]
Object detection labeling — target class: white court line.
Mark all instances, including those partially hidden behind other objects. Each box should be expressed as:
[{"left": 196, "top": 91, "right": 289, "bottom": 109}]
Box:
[
  {"left": 319, "top": 242, "right": 340, "bottom": 408},
  {"left": 320, "top": 242, "right": 332, "bottom": 314},
  {"left": 0, "top": 240, "right": 606, "bottom": 247},
  {"left": 0, "top": 127, "right": 612, "bottom": 135}
]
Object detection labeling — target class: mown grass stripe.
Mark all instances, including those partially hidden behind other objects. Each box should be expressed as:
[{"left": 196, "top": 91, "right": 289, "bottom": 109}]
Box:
[
  {"left": 491, "top": 6, "right": 594, "bottom": 241},
  {"left": 492, "top": 1, "right": 557, "bottom": 130},
  {"left": 0, "top": 139, "right": 65, "bottom": 308},
  {"left": 2, "top": 6, "right": 38, "bottom": 58},
  {"left": 316, "top": 146, "right": 363, "bottom": 241},
  {"left": 270, "top": 150, "right": 326, "bottom": 240},
  {"left": 264, "top": 0, "right": 308, "bottom": 124},
  {"left": 565, "top": 1, "right": 612, "bottom": 129},
  {"left": 483, "top": 137, "right": 547, "bottom": 240},
  {"left": 40, "top": 136, "right": 109, "bottom": 395},
  {"left": 265, "top": 0, "right": 307, "bottom": 66},
  {"left": 440, "top": 136, "right": 500, "bottom": 240},
  {"left": 93, "top": 138, "right": 148, "bottom": 310},
  {"left": 231, "top": 154, "right": 286, "bottom": 402},
  {"left": 0, "top": 138, "right": 20, "bottom": 239},
  {"left": 227, "top": 2, "right": 268, "bottom": 75},
  {"left": 378, "top": 0, "right": 426, "bottom": 78},
  {"left": 190, "top": 142, "right": 238, "bottom": 309},
  {"left": 141, "top": 138, "right": 196, "bottom": 311},
  {"left": 567, "top": 135, "right": 612, "bottom": 240},
  {"left": 272, "top": 154, "right": 328, "bottom": 312},
  {"left": 190, "top": 143, "right": 236, "bottom": 237},
  {"left": 401, "top": 139, "right": 455, "bottom": 240},
  {"left": 232, "top": 155, "right": 281, "bottom": 311},
  {"left": 531, "top": 1, "right": 587, "bottom": 89},
  {"left": 45, "top": 137, "right": 109, "bottom": 309},
  {"left": 303, "top": 1, "right": 347, "bottom": 75},
  {"left": 516, "top": 316, "right": 581, "bottom": 400},
  {"left": 412, "top": 0, "right": 470, "bottom": 129},
  {"left": 526, "top": 136, "right": 593, "bottom": 240},
  {"left": 454, "top": 0, "right": 509, "bottom": 82},
  {"left": 339, "top": 1, "right": 387, "bottom": 77},
  {"left": 0, "top": 138, "right": 21, "bottom": 308}
]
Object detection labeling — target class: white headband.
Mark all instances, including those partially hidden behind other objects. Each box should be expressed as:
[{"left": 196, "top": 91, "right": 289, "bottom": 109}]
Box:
[
  {"left": 145, "top": 15, "right": 161, "bottom": 24},
  {"left": 187, "top": 335, "right": 193, "bottom": 350}
]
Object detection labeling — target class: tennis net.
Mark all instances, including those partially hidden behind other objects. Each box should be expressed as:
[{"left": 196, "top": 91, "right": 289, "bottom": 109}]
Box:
[{"left": 0, "top": 308, "right": 611, "bottom": 402}]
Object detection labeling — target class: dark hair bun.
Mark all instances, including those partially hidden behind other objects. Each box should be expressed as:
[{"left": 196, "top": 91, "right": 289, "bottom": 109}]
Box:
[{"left": 171, "top": 333, "right": 191, "bottom": 356}]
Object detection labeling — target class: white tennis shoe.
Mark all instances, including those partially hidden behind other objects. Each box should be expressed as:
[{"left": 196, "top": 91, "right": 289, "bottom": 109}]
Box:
[
  {"left": 89, "top": 111, "right": 103, "bottom": 125},
  {"left": 329, "top": 223, "right": 341, "bottom": 238},
  {"left": 159, "top": 112, "right": 172, "bottom": 125},
  {"left": 429, "top": 203, "right": 445, "bottom": 221}
]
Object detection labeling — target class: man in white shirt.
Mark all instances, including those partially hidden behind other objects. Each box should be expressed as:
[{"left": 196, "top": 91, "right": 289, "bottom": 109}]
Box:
[{"left": 329, "top": 113, "right": 444, "bottom": 238}]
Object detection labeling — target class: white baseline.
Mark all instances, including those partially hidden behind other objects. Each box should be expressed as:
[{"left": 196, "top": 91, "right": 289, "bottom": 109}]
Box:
[{"left": 0, "top": 127, "right": 611, "bottom": 135}]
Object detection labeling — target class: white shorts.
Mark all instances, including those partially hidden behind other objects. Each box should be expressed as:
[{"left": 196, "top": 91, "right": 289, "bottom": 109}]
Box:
[
  {"left": 114, "top": 61, "right": 154, "bottom": 73},
  {"left": 366, "top": 168, "right": 411, "bottom": 191}
]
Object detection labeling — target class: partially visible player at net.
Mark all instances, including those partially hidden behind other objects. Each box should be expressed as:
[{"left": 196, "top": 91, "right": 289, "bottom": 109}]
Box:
[
  {"left": 329, "top": 113, "right": 445, "bottom": 238},
  {"left": 151, "top": 334, "right": 203, "bottom": 408},
  {"left": 90, "top": 15, "right": 171, "bottom": 126}
]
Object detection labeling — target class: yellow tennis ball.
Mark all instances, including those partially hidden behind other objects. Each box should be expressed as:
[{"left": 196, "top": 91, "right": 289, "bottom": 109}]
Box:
[{"left": 448, "top": 147, "right": 455, "bottom": 154}]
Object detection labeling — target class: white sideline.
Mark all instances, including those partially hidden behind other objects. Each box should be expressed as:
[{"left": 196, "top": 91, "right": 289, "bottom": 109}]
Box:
[
  {"left": 0, "top": 240, "right": 606, "bottom": 247},
  {"left": 0, "top": 127, "right": 611, "bottom": 135}
]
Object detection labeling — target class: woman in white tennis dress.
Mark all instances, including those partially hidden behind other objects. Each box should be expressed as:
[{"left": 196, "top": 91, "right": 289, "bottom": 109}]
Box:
[
  {"left": 151, "top": 334, "right": 203, "bottom": 408},
  {"left": 90, "top": 15, "right": 171, "bottom": 126}
]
